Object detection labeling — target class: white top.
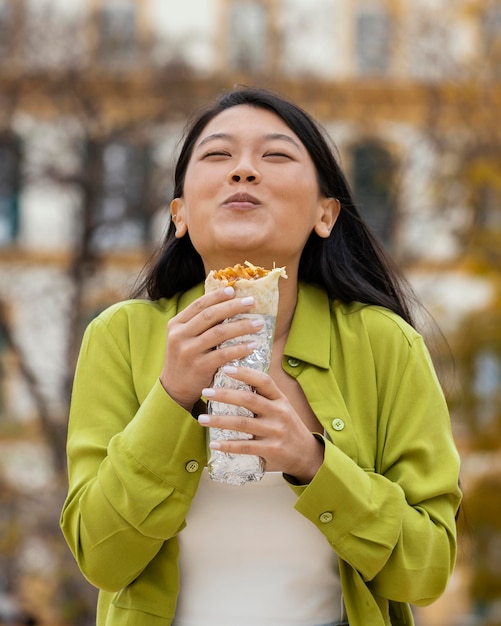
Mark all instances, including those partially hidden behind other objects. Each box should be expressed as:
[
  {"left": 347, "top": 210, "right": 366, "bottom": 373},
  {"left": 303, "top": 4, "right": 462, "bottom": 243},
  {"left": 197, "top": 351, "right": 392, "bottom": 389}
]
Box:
[{"left": 173, "top": 469, "right": 342, "bottom": 626}]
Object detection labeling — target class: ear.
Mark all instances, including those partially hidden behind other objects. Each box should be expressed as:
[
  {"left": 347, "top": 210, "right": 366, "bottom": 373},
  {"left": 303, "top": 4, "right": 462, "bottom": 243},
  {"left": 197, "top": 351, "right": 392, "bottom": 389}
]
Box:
[
  {"left": 313, "top": 197, "right": 341, "bottom": 239},
  {"left": 170, "top": 197, "right": 188, "bottom": 238}
]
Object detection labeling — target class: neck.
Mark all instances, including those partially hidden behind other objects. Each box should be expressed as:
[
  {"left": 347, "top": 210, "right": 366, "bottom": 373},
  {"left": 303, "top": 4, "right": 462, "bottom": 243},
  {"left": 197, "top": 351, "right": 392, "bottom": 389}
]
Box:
[{"left": 274, "top": 274, "right": 298, "bottom": 343}]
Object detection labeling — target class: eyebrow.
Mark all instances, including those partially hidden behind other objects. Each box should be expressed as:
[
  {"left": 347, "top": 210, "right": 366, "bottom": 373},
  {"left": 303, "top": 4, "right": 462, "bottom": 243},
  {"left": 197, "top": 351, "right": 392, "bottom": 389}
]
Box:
[{"left": 196, "top": 132, "right": 303, "bottom": 151}]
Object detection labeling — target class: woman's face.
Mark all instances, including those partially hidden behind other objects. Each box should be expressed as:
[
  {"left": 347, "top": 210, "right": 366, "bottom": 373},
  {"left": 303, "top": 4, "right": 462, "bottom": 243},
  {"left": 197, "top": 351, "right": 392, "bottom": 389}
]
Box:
[{"left": 171, "top": 105, "right": 339, "bottom": 272}]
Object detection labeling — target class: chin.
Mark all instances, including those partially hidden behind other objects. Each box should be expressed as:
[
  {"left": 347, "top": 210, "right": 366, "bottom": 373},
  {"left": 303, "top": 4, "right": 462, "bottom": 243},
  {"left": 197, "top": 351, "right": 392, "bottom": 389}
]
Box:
[
  {"left": 216, "top": 234, "right": 270, "bottom": 255},
  {"left": 204, "top": 250, "right": 282, "bottom": 271},
  {"left": 196, "top": 232, "right": 287, "bottom": 267}
]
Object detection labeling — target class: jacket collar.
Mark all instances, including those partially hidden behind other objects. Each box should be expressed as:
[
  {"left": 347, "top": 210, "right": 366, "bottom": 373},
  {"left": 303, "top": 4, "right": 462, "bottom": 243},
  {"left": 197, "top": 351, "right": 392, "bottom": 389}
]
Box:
[{"left": 284, "top": 282, "right": 331, "bottom": 369}]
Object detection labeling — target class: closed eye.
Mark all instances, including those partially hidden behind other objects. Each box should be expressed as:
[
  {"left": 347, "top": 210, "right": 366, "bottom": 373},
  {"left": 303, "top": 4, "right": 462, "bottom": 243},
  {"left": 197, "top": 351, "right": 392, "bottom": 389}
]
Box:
[
  {"left": 264, "top": 152, "right": 293, "bottom": 160},
  {"left": 202, "top": 150, "right": 231, "bottom": 159}
]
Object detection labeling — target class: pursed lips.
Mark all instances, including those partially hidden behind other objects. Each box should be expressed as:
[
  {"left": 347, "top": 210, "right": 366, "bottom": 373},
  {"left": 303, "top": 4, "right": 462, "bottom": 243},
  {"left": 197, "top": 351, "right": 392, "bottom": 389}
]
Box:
[{"left": 222, "top": 192, "right": 261, "bottom": 209}]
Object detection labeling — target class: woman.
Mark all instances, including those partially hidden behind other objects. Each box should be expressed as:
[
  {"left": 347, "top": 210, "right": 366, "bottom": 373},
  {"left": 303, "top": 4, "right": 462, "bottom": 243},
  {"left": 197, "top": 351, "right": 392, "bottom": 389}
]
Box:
[{"left": 60, "top": 87, "right": 461, "bottom": 626}]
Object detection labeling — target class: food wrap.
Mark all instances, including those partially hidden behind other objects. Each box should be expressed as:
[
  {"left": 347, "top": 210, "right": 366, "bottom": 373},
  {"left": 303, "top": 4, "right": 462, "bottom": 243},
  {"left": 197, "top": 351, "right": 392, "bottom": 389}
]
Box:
[{"left": 204, "top": 262, "right": 287, "bottom": 485}]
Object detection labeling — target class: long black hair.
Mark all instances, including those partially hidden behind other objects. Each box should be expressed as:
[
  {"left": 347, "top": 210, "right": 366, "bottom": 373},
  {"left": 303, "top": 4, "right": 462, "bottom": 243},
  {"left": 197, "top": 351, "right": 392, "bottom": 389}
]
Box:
[{"left": 132, "top": 87, "right": 418, "bottom": 327}]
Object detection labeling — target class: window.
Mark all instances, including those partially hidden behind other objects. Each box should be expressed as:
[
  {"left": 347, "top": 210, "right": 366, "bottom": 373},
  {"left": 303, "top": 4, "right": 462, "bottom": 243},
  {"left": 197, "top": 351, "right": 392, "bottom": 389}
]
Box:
[
  {"left": 484, "top": 3, "right": 501, "bottom": 44},
  {"left": 351, "top": 141, "right": 396, "bottom": 247},
  {"left": 355, "top": 9, "right": 391, "bottom": 76},
  {"left": 473, "top": 348, "right": 501, "bottom": 426},
  {"left": 0, "top": 136, "right": 21, "bottom": 246},
  {"left": 483, "top": 3, "right": 501, "bottom": 77},
  {"left": 467, "top": 155, "right": 501, "bottom": 236},
  {"left": 0, "top": 0, "right": 11, "bottom": 60},
  {"left": 228, "top": 0, "right": 268, "bottom": 73},
  {"left": 476, "top": 183, "right": 501, "bottom": 231},
  {"left": 87, "top": 138, "right": 150, "bottom": 250},
  {"left": 0, "top": 319, "right": 6, "bottom": 418},
  {"left": 97, "top": 0, "right": 136, "bottom": 67}
]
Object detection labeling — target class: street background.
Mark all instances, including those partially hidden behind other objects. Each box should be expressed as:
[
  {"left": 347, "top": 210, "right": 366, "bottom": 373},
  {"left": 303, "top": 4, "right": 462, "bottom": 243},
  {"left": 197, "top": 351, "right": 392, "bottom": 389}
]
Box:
[{"left": 0, "top": 1, "right": 500, "bottom": 624}]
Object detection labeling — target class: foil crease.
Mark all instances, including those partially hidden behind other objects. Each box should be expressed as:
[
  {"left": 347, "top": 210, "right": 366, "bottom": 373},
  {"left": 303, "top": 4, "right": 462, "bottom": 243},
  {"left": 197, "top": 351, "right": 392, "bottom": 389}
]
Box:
[{"left": 207, "top": 313, "right": 276, "bottom": 485}]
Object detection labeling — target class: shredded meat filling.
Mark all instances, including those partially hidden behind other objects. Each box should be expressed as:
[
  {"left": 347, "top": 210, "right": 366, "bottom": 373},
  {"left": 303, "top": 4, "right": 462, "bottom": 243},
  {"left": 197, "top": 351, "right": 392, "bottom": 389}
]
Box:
[{"left": 212, "top": 261, "right": 271, "bottom": 286}]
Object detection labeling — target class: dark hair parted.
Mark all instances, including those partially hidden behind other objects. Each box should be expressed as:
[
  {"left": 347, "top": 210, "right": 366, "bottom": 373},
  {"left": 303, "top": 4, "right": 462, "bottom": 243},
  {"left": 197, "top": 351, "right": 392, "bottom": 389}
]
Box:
[{"left": 133, "top": 87, "right": 417, "bottom": 326}]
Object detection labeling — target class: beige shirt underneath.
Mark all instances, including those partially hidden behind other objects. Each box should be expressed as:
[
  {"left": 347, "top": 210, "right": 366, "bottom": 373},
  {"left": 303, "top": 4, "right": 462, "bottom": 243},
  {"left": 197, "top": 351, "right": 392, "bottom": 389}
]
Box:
[{"left": 173, "top": 468, "right": 343, "bottom": 626}]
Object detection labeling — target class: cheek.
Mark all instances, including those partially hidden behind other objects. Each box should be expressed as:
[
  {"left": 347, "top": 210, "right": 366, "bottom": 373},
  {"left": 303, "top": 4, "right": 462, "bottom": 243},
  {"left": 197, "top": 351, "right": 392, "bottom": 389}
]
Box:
[
  {"left": 184, "top": 184, "right": 219, "bottom": 214},
  {"left": 280, "top": 184, "right": 321, "bottom": 219},
  {"left": 181, "top": 182, "right": 211, "bottom": 217}
]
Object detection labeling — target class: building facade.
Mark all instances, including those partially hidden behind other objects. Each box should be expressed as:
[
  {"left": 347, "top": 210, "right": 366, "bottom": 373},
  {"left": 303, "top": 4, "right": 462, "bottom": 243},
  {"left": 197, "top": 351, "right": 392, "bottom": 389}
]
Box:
[{"left": 0, "top": 1, "right": 500, "bottom": 624}]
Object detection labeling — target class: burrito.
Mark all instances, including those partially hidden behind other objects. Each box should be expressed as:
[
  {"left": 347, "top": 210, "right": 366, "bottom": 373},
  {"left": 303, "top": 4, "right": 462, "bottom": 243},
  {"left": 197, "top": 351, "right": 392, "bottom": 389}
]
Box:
[{"left": 204, "top": 262, "right": 287, "bottom": 485}]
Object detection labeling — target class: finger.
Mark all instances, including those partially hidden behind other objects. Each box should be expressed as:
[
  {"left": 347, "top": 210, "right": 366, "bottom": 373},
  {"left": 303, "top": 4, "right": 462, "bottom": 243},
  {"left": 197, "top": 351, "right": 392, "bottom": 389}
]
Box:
[
  {"left": 217, "top": 365, "right": 283, "bottom": 401},
  {"left": 198, "top": 413, "right": 264, "bottom": 438},
  {"left": 201, "top": 384, "right": 275, "bottom": 420},
  {"left": 199, "top": 315, "right": 265, "bottom": 352},
  {"left": 167, "top": 308, "right": 265, "bottom": 365},
  {"left": 175, "top": 289, "right": 257, "bottom": 334},
  {"left": 173, "top": 286, "right": 235, "bottom": 324},
  {"left": 202, "top": 387, "right": 284, "bottom": 426},
  {"left": 192, "top": 296, "right": 258, "bottom": 336},
  {"left": 186, "top": 342, "right": 258, "bottom": 385},
  {"left": 208, "top": 438, "right": 263, "bottom": 459},
  {"left": 170, "top": 322, "right": 261, "bottom": 373}
]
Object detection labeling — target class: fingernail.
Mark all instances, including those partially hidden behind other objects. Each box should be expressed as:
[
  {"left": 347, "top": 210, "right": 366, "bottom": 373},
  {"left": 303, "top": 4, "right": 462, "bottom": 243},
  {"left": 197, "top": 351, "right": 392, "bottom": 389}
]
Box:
[
  {"left": 202, "top": 388, "right": 216, "bottom": 398},
  {"left": 241, "top": 296, "right": 254, "bottom": 306},
  {"left": 247, "top": 341, "right": 257, "bottom": 350},
  {"left": 222, "top": 365, "right": 238, "bottom": 374},
  {"left": 251, "top": 317, "right": 264, "bottom": 328},
  {"left": 198, "top": 414, "right": 210, "bottom": 424},
  {"left": 209, "top": 441, "right": 221, "bottom": 450},
  {"left": 224, "top": 286, "right": 235, "bottom": 296}
]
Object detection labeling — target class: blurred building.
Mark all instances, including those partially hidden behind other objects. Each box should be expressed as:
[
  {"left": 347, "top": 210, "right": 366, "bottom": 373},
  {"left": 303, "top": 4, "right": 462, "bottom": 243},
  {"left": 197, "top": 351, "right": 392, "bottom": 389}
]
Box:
[{"left": 0, "top": 1, "right": 500, "bottom": 624}]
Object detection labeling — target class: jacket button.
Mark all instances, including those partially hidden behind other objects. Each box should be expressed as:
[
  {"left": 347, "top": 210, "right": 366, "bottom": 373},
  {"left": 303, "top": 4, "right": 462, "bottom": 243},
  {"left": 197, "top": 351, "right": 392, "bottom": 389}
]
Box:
[
  {"left": 287, "top": 357, "right": 301, "bottom": 367},
  {"left": 331, "top": 418, "right": 345, "bottom": 431},
  {"left": 185, "top": 460, "right": 199, "bottom": 473},
  {"left": 319, "top": 511, "right": 333, "bottom": 524}
]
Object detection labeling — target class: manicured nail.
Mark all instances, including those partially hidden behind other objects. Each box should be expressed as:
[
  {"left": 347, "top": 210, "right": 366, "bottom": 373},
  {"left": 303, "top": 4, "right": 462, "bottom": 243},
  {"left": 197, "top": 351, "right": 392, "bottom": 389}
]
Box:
[
  {"left": 247, "top": 341, "right": 257, "bottom": 350},
  {"left": 222, "top": 365, "right": 238, "bottom": 375},
  {"left": 209, "top": 441, "right": 221, "bottom": 450},
  {"left": 202, "top": 388, "right": 216, "bottom": 398},
  {"left": 251, "top": 317, "right": 264, "bottom": 328},
  {"left": 224, "top": 286, "right": 235, "bottom": 296},
  {"left": 198, "top": 414, "right": 210, "bottom": 424},
  {"left": 241, "top": 296, "right": 254, "bottom": 306}
]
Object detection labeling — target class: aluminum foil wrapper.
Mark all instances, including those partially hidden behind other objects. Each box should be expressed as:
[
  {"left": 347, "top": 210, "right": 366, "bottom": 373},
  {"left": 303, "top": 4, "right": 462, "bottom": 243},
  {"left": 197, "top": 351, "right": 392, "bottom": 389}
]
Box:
[{"left": 207, "top": 314, "right": 276, "bottom": 485}]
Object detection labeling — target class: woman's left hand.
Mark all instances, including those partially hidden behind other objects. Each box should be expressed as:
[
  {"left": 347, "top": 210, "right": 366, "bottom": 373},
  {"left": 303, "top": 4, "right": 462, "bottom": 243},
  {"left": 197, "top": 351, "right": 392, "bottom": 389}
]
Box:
[{"left": 198, "top": 366, "right": 325, "bottom": 484}]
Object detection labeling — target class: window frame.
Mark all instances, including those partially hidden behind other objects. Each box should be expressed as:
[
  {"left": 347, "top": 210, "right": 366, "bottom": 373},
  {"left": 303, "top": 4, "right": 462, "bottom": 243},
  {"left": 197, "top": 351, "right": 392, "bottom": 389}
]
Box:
[
  {"left": 84, "top": 136, "right": 152, "bottom": 251},
  {"left": 355, "top": 8, "right": 392, "bottom": 77},
  {"left": 0, "top": 134, "right": 21, "bottom": 247},
  {"left": 349, "top": 139, "right": 397, "bottom": 247},
  {"left": 226, "top": 0, "right": 269, "bottom": 74},
  {"left": 95, "top": 0, "right": 137, "bottom": 68}
]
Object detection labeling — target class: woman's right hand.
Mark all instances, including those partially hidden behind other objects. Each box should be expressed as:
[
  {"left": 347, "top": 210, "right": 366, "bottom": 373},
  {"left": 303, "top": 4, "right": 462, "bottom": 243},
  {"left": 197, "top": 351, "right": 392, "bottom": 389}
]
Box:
[{"left": 159, "top": 287, "right": 264, "bottom": 411}]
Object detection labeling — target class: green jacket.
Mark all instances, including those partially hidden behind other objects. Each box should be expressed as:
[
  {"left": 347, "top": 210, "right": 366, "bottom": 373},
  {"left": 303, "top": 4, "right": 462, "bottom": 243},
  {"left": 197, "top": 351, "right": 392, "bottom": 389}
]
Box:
[{"left": 60, "top": 282, "right": 461, "bottom": 626}]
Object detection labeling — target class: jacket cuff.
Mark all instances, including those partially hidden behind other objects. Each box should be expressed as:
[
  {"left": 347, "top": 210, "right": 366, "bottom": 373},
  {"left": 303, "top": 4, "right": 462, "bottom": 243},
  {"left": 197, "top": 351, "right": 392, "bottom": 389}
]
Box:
[{"left": 114, "top": 379, "right": 207, "bottom": 495}]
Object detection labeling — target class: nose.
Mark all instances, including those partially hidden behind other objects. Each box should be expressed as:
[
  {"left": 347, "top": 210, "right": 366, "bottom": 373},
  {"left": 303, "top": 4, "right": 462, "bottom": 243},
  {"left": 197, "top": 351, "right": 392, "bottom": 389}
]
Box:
[
  {"left": 228, "top": 159, "right": 261, "bottom": 183},
  {"left": 231, "top": 173, "right": 257, "bottom": 182}
]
